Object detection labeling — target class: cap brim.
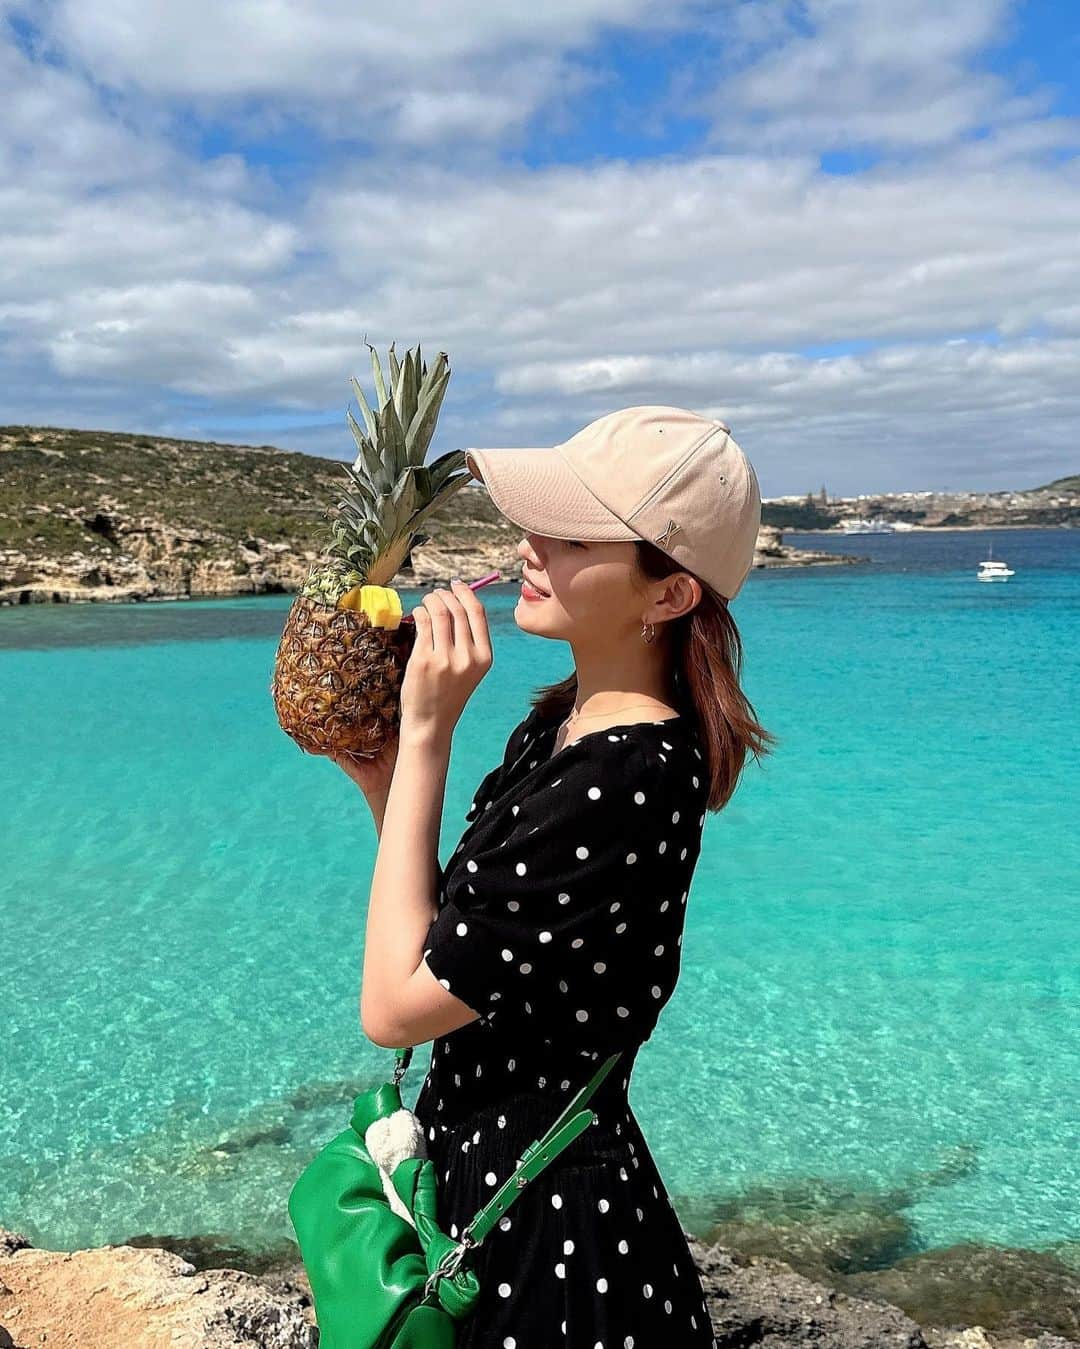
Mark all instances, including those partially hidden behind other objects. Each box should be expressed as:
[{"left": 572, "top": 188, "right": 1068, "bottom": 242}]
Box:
[{"left": 465, "top": 446, "right": 638, "bottom": 541}]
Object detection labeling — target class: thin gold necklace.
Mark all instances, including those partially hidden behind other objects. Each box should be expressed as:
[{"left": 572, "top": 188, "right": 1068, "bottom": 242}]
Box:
[{"left": 557, "top": 699, "right": 679, "bottom": 739}]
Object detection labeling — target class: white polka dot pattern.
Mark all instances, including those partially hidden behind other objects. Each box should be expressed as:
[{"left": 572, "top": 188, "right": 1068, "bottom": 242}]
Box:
[{"left": 422, "top": 711, "right": 707, "bottom": 1045}]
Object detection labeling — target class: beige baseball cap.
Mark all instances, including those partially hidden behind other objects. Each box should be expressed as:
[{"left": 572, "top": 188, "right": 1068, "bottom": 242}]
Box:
[{"left": 463, "top": 404, "right": 762, "bottom": 601}]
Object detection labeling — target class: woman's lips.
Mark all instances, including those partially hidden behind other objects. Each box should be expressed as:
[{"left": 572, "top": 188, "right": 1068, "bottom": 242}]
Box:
[{"left": 521, "top": 579, "right": 549, "bottom": 600}]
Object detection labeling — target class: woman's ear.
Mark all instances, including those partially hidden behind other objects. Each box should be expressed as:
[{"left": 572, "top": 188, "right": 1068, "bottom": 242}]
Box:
[{"left": 657, "top": 571, "right": 700, "bottom": 622}]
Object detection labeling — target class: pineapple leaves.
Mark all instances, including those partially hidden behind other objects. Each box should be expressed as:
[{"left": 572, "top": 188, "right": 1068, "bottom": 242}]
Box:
[
  {"left": 407, "top": 359, "right": 451, "bottom": 466},
  {"left": 349, "top": 342, "right": 450, "bottom": 470},
  {"left": 391, "top": 469, "right": 422, "bottom": 522},
  {"left": 349, "top": 377, "right": 378, "bottom": 441},
  {"left": 367, "top": 340, "right": 389, "bottom": 412},
  {"left": 338, "top": 463, "right": 377, "bottom": 510},
  {"left": 326, "top": 344, "right": 469, "bottom": 581},
  {"left": 346, "top": 408, "right": 385, "bottom": 487},
  {"left": 346, "top": 406, "right": 371, "bottom": 459},
  {"left": 426, "top": 449, "right": 470, "bottom": 487},
  {"left": 394, "top": 347, "right": 420, "bottom": 432},
  {"left": 399, "top": 464, "right": 472, "bottom": 538},
  {"left": 378, "top": 395, "right": 408, "bottom": 472}
]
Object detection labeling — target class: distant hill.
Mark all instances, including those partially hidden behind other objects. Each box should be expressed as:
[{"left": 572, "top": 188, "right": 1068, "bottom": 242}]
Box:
[
  {"left": 0, "top": 424, "right": 517, "bottom": 602},
  {"left": 1031, "top": 473, "right": 1080, "bottom": 493},
  {"left": 0, "top": 424, "right": 343, "bottom": 556}
]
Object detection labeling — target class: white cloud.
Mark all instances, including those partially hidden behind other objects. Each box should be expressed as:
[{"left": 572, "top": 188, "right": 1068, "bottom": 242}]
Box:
[
  {"left": 46, "top": 282, "right": 261, "bottom": 384},
  {"left": 0, "top": 28, "right": 164, "bottom": 186},
  {"left": 22, "top": 0, "right": 701, "bottom": 145},
  {"left": 493, "top": 338, "right": 1080, "bottom": 488},
  {"left": 40, "top": 0, "right": 688, "bottom": 89},
  {"left": 698, "top": 0, "right": 1045, "bottom": 152},
  {"left": 1, "top": 0, "right": 1078, "bottom": 492},
  {"left": 308, "top": 151, "right": 1080, "bottom": 359}
]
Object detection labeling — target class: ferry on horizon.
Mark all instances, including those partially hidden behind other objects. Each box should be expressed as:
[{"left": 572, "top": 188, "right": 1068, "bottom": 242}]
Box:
[{"left": 838, "top": 515, "right": 898, "bottom": 534}]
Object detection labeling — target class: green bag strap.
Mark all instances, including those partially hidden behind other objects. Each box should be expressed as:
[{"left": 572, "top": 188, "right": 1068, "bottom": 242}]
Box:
[
  {"left": 393, "top": 1044, "right": 624, "bottom": 1249},
  {"left": 463, "top": 1049, "right": 623, "bottom": 1245}
]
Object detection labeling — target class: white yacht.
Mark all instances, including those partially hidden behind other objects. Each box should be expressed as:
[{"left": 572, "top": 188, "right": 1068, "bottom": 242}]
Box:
[
  {"left": 977, "top": 543, "right": 1015, "bottom": 582},
  {"left": 838, "top": 516, "right": 897, "bottom": 534}
]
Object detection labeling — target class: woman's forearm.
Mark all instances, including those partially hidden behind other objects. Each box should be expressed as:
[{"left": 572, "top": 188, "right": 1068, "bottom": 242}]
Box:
[{"left": 359, "top": 727, "right": 451, "bottom": 1041}]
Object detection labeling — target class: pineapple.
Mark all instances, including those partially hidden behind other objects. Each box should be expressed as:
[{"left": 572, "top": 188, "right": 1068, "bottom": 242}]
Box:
[{"left": 270, "top": 341, "right": 471, "bottom": 759}]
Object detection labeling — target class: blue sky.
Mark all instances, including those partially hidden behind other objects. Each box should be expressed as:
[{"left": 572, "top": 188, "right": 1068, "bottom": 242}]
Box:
[{"left": 1, "top": 0, "right": 1078, "bottom": 493}]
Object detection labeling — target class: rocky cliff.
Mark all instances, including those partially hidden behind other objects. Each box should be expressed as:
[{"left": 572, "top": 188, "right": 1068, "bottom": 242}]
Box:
[{"left": 0, "top": 425, "right": 850, "bottom": 605}]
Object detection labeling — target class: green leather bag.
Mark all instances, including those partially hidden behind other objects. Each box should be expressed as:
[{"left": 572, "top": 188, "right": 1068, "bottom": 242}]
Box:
[{"left": 287, "top": 1044, "right": 623, "bottom": 1348}]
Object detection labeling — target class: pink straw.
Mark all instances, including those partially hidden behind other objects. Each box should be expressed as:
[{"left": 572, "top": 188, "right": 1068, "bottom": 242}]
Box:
[{"left": 399, "top": 570, "right": 504, "bottom": 623}]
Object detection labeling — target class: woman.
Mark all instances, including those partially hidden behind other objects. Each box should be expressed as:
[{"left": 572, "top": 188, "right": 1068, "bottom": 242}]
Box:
[{"left": 335, "top": 405, "right": 775, "bottom": 1348}]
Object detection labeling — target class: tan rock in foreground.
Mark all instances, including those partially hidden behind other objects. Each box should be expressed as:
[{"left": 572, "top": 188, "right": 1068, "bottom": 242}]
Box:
[
  {"left": 0, "top": 1229, "right": 315, "bottom": 1349},
  {"left": 3, "top": 1225, "right": 1076, "bottom": 1349}
]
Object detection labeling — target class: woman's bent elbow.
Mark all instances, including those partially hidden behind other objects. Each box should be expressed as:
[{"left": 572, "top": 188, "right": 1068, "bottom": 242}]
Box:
[
  {"left": 359, "top": 994, "right": 398, "bottom": 1049},
  {"left": 361, "top": 1011, "right": 398, "bottom": 1048}
]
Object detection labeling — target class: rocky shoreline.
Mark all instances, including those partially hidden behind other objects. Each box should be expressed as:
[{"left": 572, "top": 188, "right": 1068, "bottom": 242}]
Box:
[
  {"left": 2, "top": 1224, "right": 1076, "bottom": 1349},
  {"left": 792, "top": 522, "right": 1075, "bottom": 532},
  {"left": 0, "top": 524, "right": 853, "bottom": 607},
  {"left": 6, "top": 423, "right": 1071, "bottom": 608}
]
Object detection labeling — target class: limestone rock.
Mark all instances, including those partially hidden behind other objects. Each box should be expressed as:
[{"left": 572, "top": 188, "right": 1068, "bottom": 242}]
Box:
[
  {"left": 688, "top": 1234, "right": 930, "bottom": 1347},
  {"left": 850, "top": 1242, "right": 1080, "bottom": 1346},
  {"left": 751, "top": 523, "right": 855, "bottom": 570},
  {"left": 755, "top": 523, "right": 789, "bottom": 556},
  {"left": 0, "top": 1228, "right": 315, "bottom": 1349},
  {"left": 403, "top": 538, "right": 523, "bottom": 586},
  {"left": 4, "top": 1224, "right": 1075, "bottom": 1349},
  {"left": 0, "top": 517, "right": 852, "bottom": 606},
  {"left": 2, "top": 509, "right": 857, "bottom": 607}
]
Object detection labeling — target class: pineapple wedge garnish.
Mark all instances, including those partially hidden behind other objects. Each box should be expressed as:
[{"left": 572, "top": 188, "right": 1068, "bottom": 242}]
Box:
[{"left": 337, "top": 583, "right": 403, "bottom": 629}]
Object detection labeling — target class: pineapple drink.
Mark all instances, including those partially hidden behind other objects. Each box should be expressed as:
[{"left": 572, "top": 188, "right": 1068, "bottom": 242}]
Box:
[{"left": 270, "top": 341, "right": 472, "bottom": 759}]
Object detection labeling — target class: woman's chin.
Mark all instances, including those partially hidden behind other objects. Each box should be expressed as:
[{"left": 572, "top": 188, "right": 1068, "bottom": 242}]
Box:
[{"left": 514, "top": 597, "right": 556, "bottom": 633}]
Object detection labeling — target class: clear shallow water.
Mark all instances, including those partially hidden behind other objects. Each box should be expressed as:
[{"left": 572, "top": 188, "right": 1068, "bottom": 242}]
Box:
[{"left": 1, "top": 528, "right": 1077, "bottom": 1262}]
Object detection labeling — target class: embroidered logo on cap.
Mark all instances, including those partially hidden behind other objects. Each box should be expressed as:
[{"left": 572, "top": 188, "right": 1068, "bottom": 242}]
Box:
[{"left": 655, "top": 519, "right": 682, "bottom": 547}]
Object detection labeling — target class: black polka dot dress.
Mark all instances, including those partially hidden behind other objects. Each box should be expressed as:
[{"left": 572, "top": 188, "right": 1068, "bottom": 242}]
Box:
[{"left": 413, "top": 704, "right": 718, "bottom": 1349}]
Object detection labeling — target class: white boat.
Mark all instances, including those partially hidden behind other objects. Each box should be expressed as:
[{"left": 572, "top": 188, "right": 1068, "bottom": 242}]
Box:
[
  {"left": 977, "top": 543, "right": 1015, "bottom": 581},
  {"left": 838, "top": 516, "right": 897, "bottom": 534}
]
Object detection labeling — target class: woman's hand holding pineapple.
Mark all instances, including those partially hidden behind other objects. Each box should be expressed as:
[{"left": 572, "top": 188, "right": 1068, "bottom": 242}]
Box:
[
  {"left": 331, "top": 736, "right": 400, "bottom": 798},
  {"left": 329, "top": 578, "right": 491, "bottom": 805},
  {"left": 397, "top": 578, "right": 494, "bottom": 741}
]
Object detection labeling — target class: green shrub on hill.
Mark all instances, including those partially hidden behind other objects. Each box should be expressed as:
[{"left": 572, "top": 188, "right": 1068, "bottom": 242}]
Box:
[{"left": 0, "top": 425, "right": 512, "bottom": 560}]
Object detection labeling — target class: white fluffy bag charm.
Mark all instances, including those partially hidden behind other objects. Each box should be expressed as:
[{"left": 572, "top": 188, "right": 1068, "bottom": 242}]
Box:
[{"left": 365, "top": 1106, "right": 428, "bottom": 1228}]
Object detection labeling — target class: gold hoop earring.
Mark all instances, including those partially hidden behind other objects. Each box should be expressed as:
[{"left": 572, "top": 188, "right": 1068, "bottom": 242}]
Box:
[{"left": 641, "top": 619, "right": 656, "bottom": 644}]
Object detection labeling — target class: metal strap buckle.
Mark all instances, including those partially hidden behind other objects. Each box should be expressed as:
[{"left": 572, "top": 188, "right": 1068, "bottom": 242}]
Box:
[{"left": 422, "top": 1230, "right": 478, "bottom": 1300}]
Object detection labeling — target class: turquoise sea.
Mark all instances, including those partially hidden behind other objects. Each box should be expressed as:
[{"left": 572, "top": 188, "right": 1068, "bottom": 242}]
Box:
[{"left": 2, "top": 528, "right": 1078, "bottom": 1278}]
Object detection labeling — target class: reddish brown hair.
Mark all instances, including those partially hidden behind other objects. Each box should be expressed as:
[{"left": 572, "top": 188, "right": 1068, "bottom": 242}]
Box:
[{"left": 529, "top": 540, "right": 778, "bottom": 811}]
